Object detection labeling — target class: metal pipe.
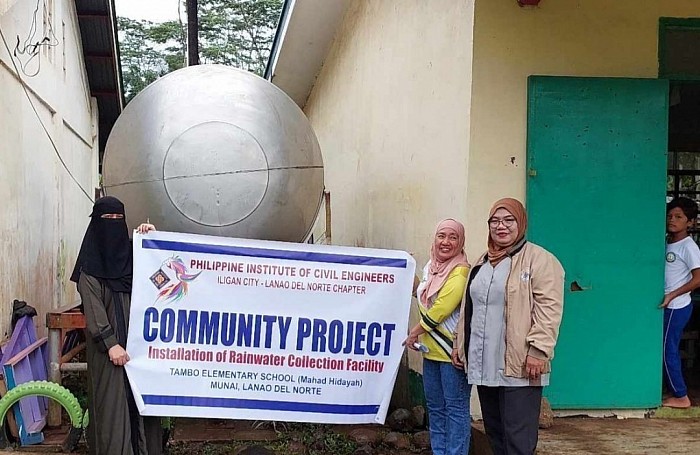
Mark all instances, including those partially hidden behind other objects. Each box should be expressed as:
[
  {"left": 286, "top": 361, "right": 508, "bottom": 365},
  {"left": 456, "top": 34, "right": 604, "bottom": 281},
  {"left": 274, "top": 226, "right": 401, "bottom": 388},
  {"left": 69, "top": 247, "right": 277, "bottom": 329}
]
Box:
[
  {"left": 186, "top": 0, "right": 199, "bottom": 66},
  {"left": 59, "top": 363, "right": 88, "bottom": 372},
  {"left": 47, "top": 328, "right": 62, "bottom": 427},
  {"left": 324, "top": 190, "right": 332, "bottom": 245}
]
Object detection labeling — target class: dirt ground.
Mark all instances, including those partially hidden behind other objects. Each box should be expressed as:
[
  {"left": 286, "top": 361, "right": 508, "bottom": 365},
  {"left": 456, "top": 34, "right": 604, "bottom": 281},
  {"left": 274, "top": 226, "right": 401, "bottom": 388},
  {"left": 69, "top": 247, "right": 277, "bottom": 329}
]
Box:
[
  {"left": 8, "top": 415, "right": 700, "bottom": 454},
  {"left": 166, "top": 419, "right": 423, "bottom": 455},
  {"left": 532, "top": 417, "right": 700, "bottom": 455},
  {"left": 165, "top": 417, "right": 700, "bottom": 455}
]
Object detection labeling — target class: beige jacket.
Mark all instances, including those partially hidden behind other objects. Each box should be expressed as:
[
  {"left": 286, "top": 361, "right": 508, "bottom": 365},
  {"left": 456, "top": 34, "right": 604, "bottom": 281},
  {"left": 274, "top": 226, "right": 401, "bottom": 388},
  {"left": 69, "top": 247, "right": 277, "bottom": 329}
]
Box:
[{"left": 455, "top": 242, "right": 564, "bottom": 378}]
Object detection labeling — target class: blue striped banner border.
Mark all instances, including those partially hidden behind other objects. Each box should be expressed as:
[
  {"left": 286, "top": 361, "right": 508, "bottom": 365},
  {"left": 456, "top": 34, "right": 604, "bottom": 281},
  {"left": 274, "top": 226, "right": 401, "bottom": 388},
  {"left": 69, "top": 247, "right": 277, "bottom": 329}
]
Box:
[
  {"left": 142, "top": 239, "right": 407, "bottom": 268},
  {"left": 142, "top": 394, "right": 380, "bottom": 415}
]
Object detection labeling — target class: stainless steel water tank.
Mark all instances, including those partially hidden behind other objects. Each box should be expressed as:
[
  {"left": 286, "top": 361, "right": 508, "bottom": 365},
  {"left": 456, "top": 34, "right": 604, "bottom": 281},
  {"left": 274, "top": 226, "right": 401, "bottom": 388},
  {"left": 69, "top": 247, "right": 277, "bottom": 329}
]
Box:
[{"left": 102, "top": 65, "right": 324, "bottom": 242}]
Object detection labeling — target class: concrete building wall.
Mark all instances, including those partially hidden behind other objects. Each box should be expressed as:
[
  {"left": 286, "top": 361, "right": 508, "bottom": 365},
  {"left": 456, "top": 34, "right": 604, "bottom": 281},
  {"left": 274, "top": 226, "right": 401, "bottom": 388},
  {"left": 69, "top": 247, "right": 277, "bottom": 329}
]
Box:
[
  {"left": 0, "top": 0, "right": 98, "bottom": 337},
  {"left": 305, "top": 0, "right": 475, "bottom": 270},
  {"left": 304, "top": 0, "right": 700, "bottom": 262},
  {"left": 303, "top": 0, "right": 475, "bottom": 373},
  {"left": 467, "top": 0, "right": 700, "bottom": 255}
]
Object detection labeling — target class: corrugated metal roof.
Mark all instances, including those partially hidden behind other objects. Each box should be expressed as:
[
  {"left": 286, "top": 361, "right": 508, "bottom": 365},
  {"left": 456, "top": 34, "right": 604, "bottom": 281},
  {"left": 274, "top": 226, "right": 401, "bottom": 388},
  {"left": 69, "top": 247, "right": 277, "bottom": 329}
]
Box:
[{"left": 75, "top": 0, "right": 123, "bottom": 160}]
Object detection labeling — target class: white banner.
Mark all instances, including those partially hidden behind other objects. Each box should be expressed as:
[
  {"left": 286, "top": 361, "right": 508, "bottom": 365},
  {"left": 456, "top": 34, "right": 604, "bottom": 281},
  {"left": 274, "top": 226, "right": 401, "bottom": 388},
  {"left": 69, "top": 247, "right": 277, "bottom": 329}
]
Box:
[{"left": 125, "top": 231, "right": 415, "bottom": 424}]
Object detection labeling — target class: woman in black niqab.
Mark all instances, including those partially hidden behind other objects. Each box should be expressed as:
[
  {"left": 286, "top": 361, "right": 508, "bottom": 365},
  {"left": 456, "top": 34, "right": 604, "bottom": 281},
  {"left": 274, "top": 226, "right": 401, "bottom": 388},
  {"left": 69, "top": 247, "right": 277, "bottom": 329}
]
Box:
[
  {"left": 71, "top": 196, "right": 161, "bottom": 455},
  {"left": 71, "top": 196, "right": 132, "bottom": 292}
]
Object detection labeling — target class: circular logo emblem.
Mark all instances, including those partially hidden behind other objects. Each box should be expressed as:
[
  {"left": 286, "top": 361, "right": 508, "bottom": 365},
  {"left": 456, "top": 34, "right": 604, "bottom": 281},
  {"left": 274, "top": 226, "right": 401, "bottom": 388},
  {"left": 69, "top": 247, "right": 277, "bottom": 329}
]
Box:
[{"left": 666, "top": 252, "right": 677, "bottom": 263}]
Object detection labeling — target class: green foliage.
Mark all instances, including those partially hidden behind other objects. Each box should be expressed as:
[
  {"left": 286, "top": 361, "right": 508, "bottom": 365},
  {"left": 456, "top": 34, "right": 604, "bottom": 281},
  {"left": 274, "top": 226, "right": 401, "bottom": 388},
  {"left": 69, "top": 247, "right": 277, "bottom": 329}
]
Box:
[
  {"left": 290, "top": 423, "right": 357, "bottom": 455},
  {"left": 117, "top": 0, "right": 283, "bottom": 103},
  {"left": 315, "top": 431, "right": 357, "bottom": 455},
  {"left": 198, "top": 0, "right": 282, "bottom": 72},
  {"left": 62, "top": 362, "right": 88, "bottom": 410},
  {"left": 167, "top": 423, "right": 359, "bottom": 455},
  {"left": 117, "top": 17, "right": 184, "bottom": 102}
]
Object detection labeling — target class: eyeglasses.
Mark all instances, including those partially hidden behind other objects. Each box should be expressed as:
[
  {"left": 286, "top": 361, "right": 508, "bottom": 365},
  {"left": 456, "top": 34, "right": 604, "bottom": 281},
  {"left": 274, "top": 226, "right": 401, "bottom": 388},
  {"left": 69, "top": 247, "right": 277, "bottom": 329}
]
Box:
[{"left": 488, "top": 217, "right": 516, "bottom": 228}]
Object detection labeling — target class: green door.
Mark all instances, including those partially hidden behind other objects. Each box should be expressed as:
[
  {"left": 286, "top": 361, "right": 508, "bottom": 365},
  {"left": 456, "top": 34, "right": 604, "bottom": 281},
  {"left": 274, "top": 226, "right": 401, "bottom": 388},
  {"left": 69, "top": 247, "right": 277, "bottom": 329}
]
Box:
[{"left": 527, "top": 76, "right": 668, "bottom": 409}]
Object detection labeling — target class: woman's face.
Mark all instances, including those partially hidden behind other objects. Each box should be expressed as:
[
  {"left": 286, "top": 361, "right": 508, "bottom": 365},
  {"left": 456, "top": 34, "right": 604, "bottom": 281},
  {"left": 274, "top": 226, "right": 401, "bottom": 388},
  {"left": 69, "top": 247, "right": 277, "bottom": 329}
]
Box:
[
  {"left": 489, "top": 208, "right": 519, "bottom": 248},
  {"left": 434, "top": 227, "right": 460, "bottom": 261}
]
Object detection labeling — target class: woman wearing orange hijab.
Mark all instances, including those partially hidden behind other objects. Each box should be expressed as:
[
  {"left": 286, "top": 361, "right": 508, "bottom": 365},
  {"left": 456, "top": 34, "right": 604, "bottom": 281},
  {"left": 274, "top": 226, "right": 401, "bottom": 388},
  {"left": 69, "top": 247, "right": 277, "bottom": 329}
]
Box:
[
  {"left": 452, "top": 199, "right": 564, "bottom": 455},
  {"left": 405, "top": 219, "right": 471, "bottom": 455}
]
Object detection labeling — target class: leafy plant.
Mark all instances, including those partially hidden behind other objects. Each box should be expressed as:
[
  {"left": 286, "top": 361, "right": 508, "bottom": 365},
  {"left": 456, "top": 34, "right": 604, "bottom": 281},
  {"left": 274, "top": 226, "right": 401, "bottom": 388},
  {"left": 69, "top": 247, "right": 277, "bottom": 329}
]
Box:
[{"left": 117, "top": 0, "right": 283, "bottom": 103}]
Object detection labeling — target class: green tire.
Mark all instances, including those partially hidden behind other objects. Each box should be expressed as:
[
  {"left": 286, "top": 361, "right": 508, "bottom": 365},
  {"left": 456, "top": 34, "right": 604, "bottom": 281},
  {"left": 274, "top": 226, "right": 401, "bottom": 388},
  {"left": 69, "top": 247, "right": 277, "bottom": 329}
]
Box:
[{"left": 0, "top": 380, "right": 84, "bottom": 429}]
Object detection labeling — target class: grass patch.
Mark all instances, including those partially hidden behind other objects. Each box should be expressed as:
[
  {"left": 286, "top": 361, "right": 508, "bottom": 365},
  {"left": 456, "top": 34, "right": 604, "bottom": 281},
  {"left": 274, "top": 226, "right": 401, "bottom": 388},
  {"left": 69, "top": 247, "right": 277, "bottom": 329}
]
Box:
[
  {"left": 651, "top": 406, "right": 700, "bottom": 418},
  {"left": 169, "top": 441, "right": 242, "bottom": 455},
  {"left": 281, "top": 423, "right": 357, "bottom": 455},
  {"left": 167, "top": 423, "right": 358, "bottom": 455}
]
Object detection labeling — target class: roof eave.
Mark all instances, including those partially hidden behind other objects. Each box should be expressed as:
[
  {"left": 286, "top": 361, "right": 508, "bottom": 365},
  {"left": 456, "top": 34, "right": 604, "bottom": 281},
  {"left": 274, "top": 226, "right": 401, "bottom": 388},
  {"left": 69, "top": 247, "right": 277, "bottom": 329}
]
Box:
[
  {"left": 264, "top": 0, "right": 351, "bottom": 109},
  {"left": 75, "top": 0, "right": 123, "bottom": 158}
]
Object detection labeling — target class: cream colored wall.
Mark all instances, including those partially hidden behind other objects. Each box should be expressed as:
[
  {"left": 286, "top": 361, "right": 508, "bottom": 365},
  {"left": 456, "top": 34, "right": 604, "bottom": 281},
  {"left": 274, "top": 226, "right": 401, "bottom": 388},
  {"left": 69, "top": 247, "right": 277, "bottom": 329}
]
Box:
[
  {"left": 305, "top": 0, "right": 475, "bottom": 269},
  {"left": 304, "top": 0, "right": 475, "bottom": 372},
  {"left": 467, "top": 0, "right": 700, "bottom": 255},
  {"left": 0, "top": 0, "right": 98, "bottom": 337}
]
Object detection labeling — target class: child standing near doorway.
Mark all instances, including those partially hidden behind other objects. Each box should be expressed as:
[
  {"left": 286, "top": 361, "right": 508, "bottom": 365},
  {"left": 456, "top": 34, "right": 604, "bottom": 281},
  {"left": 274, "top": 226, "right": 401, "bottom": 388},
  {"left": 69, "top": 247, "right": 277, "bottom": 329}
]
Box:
[{"left": 662, "top": 197, "right": 700, "bottom": 408}]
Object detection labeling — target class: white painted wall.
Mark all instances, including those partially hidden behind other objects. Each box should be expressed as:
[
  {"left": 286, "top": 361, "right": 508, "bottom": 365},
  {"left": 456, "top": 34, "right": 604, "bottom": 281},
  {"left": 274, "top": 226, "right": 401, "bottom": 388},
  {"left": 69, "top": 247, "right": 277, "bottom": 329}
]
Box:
[{"left": 0, "top": 0, "right": 98, "bottom": 337}]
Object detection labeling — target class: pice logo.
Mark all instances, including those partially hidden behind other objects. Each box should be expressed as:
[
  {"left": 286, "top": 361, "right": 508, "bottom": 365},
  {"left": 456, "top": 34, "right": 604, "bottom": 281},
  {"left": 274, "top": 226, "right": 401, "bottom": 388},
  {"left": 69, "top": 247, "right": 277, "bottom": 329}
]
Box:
[{"left": 149, "top": 256, "right": 202, "bottom": 304}]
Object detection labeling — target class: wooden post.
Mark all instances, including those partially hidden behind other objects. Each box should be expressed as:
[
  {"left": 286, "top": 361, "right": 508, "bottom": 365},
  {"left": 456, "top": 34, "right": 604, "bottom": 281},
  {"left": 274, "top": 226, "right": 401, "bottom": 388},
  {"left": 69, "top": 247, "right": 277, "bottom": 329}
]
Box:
[
  {"left": 46, "top": 306, "right": 86, "bottom": 427},
  {"left": 186, "top": 0, "right": 199, "bottom": 66}
]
